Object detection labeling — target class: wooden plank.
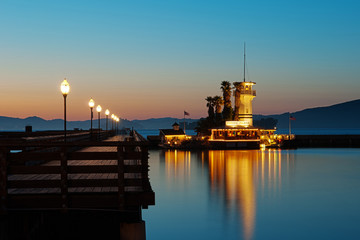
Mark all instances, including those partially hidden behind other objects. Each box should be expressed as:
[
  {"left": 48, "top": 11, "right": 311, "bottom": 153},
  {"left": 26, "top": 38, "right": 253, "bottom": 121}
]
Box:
[
  {"left": 68, "top": 165, "right": 118, "bottom": 173},
  {"left": 124, "top": 152, "right": 143, "bottom": 160},
  {"left": 117, "top": 146, "right": 125, "bottom": 210},
  {"left": 7, "top": 150, "right": 142, "bottom": 163},
  {"left": 8, "top": 152, "right": 61, "bottom": 162},
  {"left": 8, "top": 166, "right": 61, "bottom": 174},
  {"left": 68, "top": 152, "right": 117, "bottom": 160},
  {"left": 8, "top": 180, "right": 60, "bottom": 188},
  {"left": 0, "top": 141, "right": 149, "bottom": 148},
  {"left": 124, "top": 165, "right": 142, "bottom": 173},
  {"left": 68, "top": 179, "right": 118, "bottom": 188},
  {"left": 6, "top": 194, "right": 62, "bottom": 209},
  {"left": 7, "top": 191, "right": 126, "bottom": 209},
  {"left": 68, "top": 152, "right": 142, "bottom": 160},
  {"left": 124, "top": 179, "right": 143, "bottom": 186}
]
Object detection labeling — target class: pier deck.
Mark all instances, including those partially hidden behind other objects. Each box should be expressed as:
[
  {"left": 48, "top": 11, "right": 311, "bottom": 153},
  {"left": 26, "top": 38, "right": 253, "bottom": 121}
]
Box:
[{"left": 0, "top": 133, "right": 154, "bottom": 214}]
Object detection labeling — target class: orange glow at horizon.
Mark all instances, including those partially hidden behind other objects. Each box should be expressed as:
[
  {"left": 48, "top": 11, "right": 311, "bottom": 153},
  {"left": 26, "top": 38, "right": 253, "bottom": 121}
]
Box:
[
  {"left": 0, "top": 80, "right": 209, "bottom": 121},
  {"left": 1, "top": 76, "right": 353, "bottom": 121}
]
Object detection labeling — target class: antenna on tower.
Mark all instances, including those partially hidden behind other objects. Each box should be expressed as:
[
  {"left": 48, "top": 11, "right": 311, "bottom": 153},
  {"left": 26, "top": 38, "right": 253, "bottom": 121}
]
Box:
[{"left": 243, "top": 42, "right": 246, "bottom": 82}]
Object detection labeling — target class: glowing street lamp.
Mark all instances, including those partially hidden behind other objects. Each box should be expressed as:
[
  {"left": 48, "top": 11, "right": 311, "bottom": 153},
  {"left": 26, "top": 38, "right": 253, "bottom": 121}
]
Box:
[
  {"left": 115, "top": 117, "right": 120, "bottom": 133},
  {"left": 105, "top": 109, "right": 110, "bottom": 131},
  {"left": 88, "top": 98, "right": 95, "bottom": 138},
  {"left": 114, "top": 115, "right": 117, "bottom": 132},
  {"left": 115, "top": 116, "right": 118, "bottom": 133},
  {"left": 60, "top": 78, "right": 70, "bottom": 143},
  {"left": 96, "top": 105, "right": 102, "bottom": 139},
  {"left": 114, "top": 116, "right": 117, "bottom": 133}
]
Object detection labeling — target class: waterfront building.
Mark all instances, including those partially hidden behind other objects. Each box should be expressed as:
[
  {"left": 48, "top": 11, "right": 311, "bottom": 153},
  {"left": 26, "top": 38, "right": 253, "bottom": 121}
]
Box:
[
  {"left": 209, "top": 121, "right": 261, "bottom": 149},
  {"left": 209, "top": 80, "right": 271, "bottom": 149},
  {"left": 159, "top": 122, "right": 188, "bottom": 147}
]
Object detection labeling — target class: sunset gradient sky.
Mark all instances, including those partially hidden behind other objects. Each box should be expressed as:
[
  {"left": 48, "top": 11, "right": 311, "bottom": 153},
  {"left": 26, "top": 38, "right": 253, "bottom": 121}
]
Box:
[{"left": 1, "top": 0, "right": 359, "bottom": 120}]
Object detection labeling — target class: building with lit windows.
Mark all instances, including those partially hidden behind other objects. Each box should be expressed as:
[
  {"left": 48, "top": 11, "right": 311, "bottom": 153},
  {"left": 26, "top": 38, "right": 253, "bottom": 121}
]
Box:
[
  {"left": 159, "top": 122, "right": 187, "bottom": 148},
  {"left": 209, "top": 81, "right": 276, "bottom": 149}
]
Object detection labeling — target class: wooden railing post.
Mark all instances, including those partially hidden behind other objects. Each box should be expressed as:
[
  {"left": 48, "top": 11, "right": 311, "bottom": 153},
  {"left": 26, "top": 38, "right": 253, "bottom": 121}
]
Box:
[
  {"left": 0, "top": 147, "right": 8, "bottom": 214},
  {"left": 117, "top": 145, "right": 125, "bottom": 210},
  {"left": 140, "top": 146, "right": 151, "bottom": 192},
  {"left": 60, "top": 146, "right": 68, "bottom": 210}
]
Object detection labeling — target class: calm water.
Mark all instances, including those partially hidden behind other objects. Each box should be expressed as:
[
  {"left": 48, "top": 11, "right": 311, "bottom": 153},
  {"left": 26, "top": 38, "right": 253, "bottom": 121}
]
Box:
[{"left": 143, "top": 148, "right": 360, "bottom": 240}]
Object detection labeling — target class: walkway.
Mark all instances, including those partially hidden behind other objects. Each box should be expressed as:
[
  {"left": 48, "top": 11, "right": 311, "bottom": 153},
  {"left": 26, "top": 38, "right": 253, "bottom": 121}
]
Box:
[
  {"left": 2, "top": 133, "right": 154, "bottom": 211},
  {"left": 8, "top": 135, "right": 140, "bottom": 194}
]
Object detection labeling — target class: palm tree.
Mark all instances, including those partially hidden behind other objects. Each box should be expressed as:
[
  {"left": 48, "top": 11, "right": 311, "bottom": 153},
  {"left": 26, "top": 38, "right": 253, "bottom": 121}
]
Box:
[
  {"left": 233, "top": 82, "right": 241, "bottom": 121},
  {"left": 213, "top": 96, "right": 223, "bottom": 114},
  {"left": 220, "top": 81, "right": 233, "bottom": 121},
  {"left": 205, "top": 96, "right": 215, "bottom": 122},
  {"left": 213, "top": 95, "right": 224, "bottom": 126}
]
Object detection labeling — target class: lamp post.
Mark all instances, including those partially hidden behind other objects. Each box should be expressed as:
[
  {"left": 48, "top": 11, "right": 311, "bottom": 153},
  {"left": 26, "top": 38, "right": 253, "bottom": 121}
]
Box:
[
  {"left": 89, "top": 98, "right": 95, "bottom": 139},
  {"left": 114, "top": 117, "right": 117, "bottom": 134},
  {"left": 60, "top": 78, "right": 70, "bottom": 143},
  {"left": 117, "top": 117, "right": 120, "bottom": 134},
  {"left": 111, "top": 114, "right": 115, "bottom": 131},
  {"left": 105, "top": 109, "right": 110, "bottom": 132},
  {"left": 96, "top": 105, "right": 102, "bottom": 139}
]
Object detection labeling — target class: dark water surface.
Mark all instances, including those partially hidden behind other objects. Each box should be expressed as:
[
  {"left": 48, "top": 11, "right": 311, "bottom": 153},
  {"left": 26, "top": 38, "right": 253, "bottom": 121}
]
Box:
[{"left": 143, "top": 148, "right": 360, "bottom": 240}]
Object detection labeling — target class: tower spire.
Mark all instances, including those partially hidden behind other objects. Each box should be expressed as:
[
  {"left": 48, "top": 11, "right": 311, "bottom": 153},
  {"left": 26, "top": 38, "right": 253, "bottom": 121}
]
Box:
[{"left": 243, "top": 42, "right": 246, "bottom": 82}]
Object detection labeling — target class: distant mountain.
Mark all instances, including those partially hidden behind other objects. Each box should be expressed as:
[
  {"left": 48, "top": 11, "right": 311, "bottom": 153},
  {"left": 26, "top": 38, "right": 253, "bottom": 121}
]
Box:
[
  {"left": 254, "top": 99, "right": 360, "bottom": 129},
  {"left": 0, "top": 116, "right": 143, "bottom": 131},
  {"left": 1, "top": 99, "right": 359, "bottom": 131},
  {"left": 132, "top": 117, "right": 198, "bottom": 129},
  {"left": 0, "top": 116, "right": 196, "bottom": 131}
]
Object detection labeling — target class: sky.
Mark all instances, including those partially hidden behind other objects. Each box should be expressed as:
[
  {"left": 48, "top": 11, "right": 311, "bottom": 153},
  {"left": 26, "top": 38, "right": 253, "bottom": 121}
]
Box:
[{"left": 1, "top": 0, "right": 359, "bottom": 121}]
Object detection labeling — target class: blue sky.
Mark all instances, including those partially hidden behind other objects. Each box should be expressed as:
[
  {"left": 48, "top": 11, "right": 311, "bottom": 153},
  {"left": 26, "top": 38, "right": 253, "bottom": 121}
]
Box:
[{"left": 0, "top": 0, "right": 359, "bottom": 120}]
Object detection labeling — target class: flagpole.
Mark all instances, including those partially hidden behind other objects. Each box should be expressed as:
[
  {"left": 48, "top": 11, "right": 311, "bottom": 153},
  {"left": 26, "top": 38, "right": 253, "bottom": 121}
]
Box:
[
  {"left": 289, "top": 112, "right": 291, "bottom": 136},
  {"left": 184, "top": 111, "right": 186, "bottom": 135}
]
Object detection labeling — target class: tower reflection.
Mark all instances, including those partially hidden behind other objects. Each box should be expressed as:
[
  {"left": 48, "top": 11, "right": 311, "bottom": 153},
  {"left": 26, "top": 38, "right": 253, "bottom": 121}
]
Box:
[
  {"left": 161, "top": 149, "right": 294, "bottom": 240},
  {"left": 206, "top": 150, "right": 258, "bottom": 240}
]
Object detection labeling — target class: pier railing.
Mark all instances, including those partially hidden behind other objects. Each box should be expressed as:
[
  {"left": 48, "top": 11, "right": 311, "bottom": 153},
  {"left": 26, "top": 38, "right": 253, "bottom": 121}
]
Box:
[{"left": 0, "top": 140, "right": 154, "bottom": 214}]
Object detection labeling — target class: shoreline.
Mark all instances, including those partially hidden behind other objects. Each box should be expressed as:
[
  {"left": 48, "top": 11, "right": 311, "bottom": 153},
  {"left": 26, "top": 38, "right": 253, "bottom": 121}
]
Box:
[{"left": 145, "top": 134, "right": 360, "bottom": 149}]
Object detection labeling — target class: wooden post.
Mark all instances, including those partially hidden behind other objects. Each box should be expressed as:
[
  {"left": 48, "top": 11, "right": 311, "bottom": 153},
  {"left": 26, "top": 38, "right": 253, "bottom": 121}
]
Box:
[
  {"left": 140, "top": 146, "right": 151, "bottom": 192},
  {"left": 117, "top": 145, "right": 125, "bottom": 210},
  {"left": 0, "top": 147, "right": 8, "bottom": 214},
  {"left": 60, "top": 146, "right": 68, "bottom": 210}
]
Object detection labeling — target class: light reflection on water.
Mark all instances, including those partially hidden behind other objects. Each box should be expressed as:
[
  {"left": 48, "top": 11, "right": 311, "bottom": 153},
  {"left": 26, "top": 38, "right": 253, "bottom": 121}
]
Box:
[
  {"left": 203, "top": 150, "right": 293, "bottom": 240},
  {"left": 144, "top": 149, "right": 360, "bottom": 240}
]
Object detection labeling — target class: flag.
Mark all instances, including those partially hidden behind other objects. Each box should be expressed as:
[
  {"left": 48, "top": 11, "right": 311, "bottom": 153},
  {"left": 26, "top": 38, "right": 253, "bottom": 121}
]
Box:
[
  {"left": 290, "top": 116, "right": 296, "bottom": 120},
  {"left": 184, "top": 111, "right": 190, "bottom": 116}
]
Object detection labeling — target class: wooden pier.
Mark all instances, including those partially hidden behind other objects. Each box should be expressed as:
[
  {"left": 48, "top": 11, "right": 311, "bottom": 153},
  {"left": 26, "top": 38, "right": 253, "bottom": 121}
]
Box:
[{"left": 0, "top": 131, "right": 154, "bottom": 239}]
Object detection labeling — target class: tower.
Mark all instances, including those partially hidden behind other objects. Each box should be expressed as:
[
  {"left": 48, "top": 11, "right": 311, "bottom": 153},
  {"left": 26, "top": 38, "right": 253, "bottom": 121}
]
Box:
[
  {"left": 237, "top": 81, "right": 256, "bottom": 127},
  {"left": 235, "top": 43, "right": 256, "bottom": 127}
]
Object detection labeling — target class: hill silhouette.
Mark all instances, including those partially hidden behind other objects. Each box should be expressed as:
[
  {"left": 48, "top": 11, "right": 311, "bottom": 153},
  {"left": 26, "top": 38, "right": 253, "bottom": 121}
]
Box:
[
  {"left": 1, "top": 99, "right": 359, "bottom": 131},
  {"left": 255, "top": 99, "right": 360, "bottom": 129},
  {"left": 0, "top": 116, "right": 197, "bottom": 131}
]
